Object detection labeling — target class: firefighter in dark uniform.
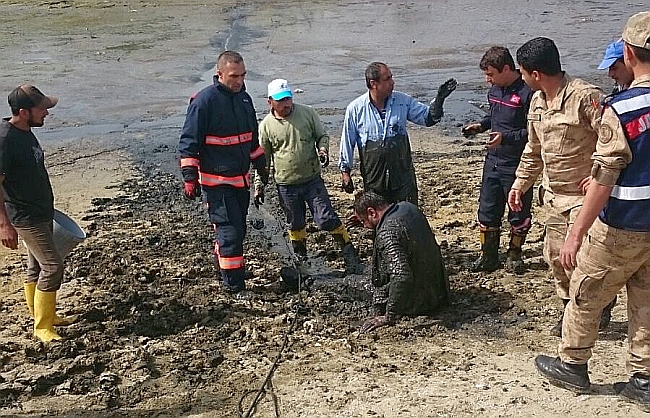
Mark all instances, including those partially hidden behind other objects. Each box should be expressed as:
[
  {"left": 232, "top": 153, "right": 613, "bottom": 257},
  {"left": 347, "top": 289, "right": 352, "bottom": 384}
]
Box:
[
  {"left": 179, "top": 51, "right": 268, "bottom": 293},
  {"left": 463, "top": 46, "right": 534, "bottom": 273}
]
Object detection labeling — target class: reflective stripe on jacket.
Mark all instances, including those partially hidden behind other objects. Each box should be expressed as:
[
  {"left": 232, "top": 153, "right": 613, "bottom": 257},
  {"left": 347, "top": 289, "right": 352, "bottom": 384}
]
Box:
[
  {"left": 601, "top": 87, "right": 650, "bottom": 231},
  {"left": 179, "top": 76, "right": 265, "bottom": 189}
]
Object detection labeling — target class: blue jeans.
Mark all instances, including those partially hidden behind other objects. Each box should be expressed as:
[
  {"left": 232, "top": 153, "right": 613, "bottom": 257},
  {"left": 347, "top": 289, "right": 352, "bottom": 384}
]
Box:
[
  {"left": 14, "top": 221, "right": 63, "bottom": 292},
  {"left": 277, "top": 176, "right": 341, "bottom": 232}
]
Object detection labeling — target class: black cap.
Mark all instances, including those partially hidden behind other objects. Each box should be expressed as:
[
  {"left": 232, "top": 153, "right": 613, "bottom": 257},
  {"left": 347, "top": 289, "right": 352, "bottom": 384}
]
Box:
[{"left": 8, "top": 84, "right": 58, "bottom": 111}]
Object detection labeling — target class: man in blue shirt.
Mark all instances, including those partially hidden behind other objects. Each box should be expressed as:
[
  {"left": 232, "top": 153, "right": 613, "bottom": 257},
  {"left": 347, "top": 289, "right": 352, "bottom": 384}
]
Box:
[{"left": 339, "top": 62, "right": 456, "bottom": 204}]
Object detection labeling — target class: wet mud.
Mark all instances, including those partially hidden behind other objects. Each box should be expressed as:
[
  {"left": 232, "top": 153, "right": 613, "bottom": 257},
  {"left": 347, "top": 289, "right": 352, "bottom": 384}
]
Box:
[{"left": 0, "top": 0, "right": 647, "bottom": 417}]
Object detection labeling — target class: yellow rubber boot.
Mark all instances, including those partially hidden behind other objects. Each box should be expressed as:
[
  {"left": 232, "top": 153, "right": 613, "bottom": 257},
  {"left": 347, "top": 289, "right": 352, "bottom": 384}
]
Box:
[
  {"left": 24, "top": 282, "right": 36, "bottom": 316},
  {"left": 25, "top": 282, "right": 76, "bottom": 326},
  {"left": 33, "top": 289, "right": 62, "bottom": 342}
]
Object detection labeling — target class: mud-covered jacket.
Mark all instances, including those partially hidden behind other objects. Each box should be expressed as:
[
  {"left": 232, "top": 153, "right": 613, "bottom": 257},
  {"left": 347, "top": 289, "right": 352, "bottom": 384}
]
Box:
[
  {"left": 480, "top": 77, "right": 533, "bottom": 172},
  {"left": 179, "top": 76, "right": 265, "bottom": 189},
  {"left": 372, "top": 201, "right": 449, "bottom": 318}
]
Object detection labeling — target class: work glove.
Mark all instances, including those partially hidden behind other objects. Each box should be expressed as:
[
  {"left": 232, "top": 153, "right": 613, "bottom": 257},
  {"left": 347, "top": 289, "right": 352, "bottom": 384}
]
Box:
[
  {"left": 429, "top": 78, "right": 458, "bottom": 123},
  {"left": 341, "top": 176, "right": 354, "bottom": 194},
  {"left": 183, "top": 179, "right": 201, "bottom": 200},
  {"left": 253, "top": 186, "right": 265, "bottom": 209},
  {"left": 318, "top": 149, "right": 329, "bottom": 168}
]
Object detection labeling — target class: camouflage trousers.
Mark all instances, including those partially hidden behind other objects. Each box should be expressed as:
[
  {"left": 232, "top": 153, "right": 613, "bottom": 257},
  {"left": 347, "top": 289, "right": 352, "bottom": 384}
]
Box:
[
  {"left": 560, "top": 218, "right": 650, "bottom": 375},
  {"left": 544, "top": 205, "right": 582, "bottom": 300}
]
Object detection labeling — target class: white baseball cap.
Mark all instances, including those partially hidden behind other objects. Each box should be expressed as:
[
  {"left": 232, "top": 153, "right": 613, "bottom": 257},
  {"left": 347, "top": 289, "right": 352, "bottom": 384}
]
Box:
[{"left": 267, "top": 79, "right": 293, "bottom": 100}]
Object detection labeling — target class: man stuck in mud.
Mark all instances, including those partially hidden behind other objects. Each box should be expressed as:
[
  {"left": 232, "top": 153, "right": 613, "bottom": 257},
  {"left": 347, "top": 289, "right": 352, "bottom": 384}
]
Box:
[
  {"left": 254, "top": 78, "right": 363, "bottom": 278},
  {"left": 462, "top": 46, "right": 534, "bottom": 274},
  {"left": 536, "top": 12, "right": 650, "bottom": 411},
  {"left": 339, "top": 62, "right": 457, "bottom": 205},
  {"left": 353, "top": 191, "right": 449, "bottom": 332},
  {"left": 0, "top": 84, "right": 74, "bottom": 342},
  {"left": 179, "top": 51, "right": 268, "bottom": 294}
]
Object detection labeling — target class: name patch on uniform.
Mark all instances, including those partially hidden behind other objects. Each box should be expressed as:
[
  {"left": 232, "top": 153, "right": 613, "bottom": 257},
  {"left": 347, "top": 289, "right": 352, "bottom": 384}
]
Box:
[{"left": 527, "top": 113, "right": 542, "bottom": 122}]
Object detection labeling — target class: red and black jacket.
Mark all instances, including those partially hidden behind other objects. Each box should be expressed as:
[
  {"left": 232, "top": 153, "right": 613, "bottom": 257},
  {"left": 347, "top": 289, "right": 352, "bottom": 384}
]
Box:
[
  {"left": 480, "top": 76, "right": 533, "bottom": 170},
  {"left": 179, "top": 76, "right": 265, "bottom": 188}
]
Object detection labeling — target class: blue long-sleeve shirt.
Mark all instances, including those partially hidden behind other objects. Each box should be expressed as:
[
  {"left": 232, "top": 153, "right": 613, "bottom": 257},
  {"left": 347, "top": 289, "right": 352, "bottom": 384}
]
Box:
[
  {"left": 339, "top": 91, "right": 434, "bottom": 196},
  {"left": 339, "top": 91, "right": 432, "bottom": 172}
]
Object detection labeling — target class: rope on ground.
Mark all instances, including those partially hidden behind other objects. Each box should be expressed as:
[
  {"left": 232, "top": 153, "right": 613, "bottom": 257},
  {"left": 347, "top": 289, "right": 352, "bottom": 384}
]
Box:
[
  {"left": 237, "top": 213, "right": 309, "bottom": 418},
  {"left": 48, "top": 146, "right": 129, "bottom": 167}
]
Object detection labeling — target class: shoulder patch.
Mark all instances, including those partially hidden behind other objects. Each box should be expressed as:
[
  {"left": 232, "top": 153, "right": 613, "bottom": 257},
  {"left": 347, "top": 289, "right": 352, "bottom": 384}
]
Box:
[
  {"left": 599, "top": 124, "right": 613, "bottom": 144},
  {"left": 527, "top": 113, "right": 542, "bottom": 122}
]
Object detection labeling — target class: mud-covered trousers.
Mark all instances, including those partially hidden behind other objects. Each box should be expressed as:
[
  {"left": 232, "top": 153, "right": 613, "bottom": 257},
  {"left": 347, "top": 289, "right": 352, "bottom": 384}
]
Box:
[
  {"left": 205, "top": 187, "right": 249, "bottom": 292},
  {"left": 560, "top": 218, "right": 650, "bottom": 376},
  {"left": 478, "top": 161, "right": 532, "bottom": 229},
  {"left": 14, "top": 221, "right": 63, "bottom": 292}
]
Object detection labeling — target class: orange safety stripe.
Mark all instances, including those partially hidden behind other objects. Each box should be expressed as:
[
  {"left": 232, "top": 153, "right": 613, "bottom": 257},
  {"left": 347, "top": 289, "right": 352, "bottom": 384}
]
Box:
[
  {"left": 199, "top": 171, "right": 250, "bottom": 188},
  {"left": 250, "top": 146, "right": 264, "bottom": 160},
  {"left": 213, "top": 240, "right": 220, "bottom": 256},
  {"left": 180, "top": 157, "right": 200, "bottom": 168},
  {"left": 205, "top": 132, "right": 253, "bottom": 146},
  {"left": 219, "top": 255, "right": 244, "bottom": 270}
]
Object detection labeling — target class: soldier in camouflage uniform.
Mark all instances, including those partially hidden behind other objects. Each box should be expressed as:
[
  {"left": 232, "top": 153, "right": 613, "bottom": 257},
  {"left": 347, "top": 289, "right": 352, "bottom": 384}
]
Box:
[
  {"left": 535, "top": 12, "right": 650, "bottom": 411},
  {"left": 506, "top": 37, "right": 614, "bottom": 337}
]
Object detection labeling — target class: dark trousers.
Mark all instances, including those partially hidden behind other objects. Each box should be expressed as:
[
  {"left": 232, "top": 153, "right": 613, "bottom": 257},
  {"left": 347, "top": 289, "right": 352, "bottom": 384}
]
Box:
[
  {"left": 205, "top": 187, "right": 249, "bottom": 291},
  {"left": 277, "top": 176, "right": 341, "bottom": 232},
  {"left": 478, "top": 162, "right": 532, "bottom": 229}
]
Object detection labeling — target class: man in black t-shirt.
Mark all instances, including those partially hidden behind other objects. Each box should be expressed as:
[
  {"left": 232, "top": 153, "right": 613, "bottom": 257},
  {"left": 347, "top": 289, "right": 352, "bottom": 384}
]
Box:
[{"left": 0, "top": 84, "right": 73, "bottom": 342}]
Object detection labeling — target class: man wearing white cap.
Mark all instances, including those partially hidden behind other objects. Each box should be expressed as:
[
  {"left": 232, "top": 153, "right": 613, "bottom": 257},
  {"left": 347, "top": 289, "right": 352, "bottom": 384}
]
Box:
[
  {"left": 534, "top": 12, "right": 650, "bottom": 410},
  {"left": 0, "top": 84, "right": 74, "bottom": 342},
  {"left": 255, "top": 79, "right": 362, "bottom": 280},
  {"left": 598, "top": 40, "right": 634, "bottom": 93}
]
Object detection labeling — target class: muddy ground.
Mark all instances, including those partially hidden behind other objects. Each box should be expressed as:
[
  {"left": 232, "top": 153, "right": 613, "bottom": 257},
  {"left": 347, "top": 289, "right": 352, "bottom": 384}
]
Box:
[{"left": 1, "top": 0, "right": 649, "bottom": 417}]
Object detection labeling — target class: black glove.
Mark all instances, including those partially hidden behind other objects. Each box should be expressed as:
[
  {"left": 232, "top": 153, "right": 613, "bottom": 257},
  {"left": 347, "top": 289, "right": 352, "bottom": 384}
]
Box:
[
  {"left": 429, "top": 78, "right": 458, "bottom": 123},
  {"left": 254, "top": 187, "right": 265, "bottom": 209},
  {"left": 342, "top": 176, "right": 354, "bottom": 194}
]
